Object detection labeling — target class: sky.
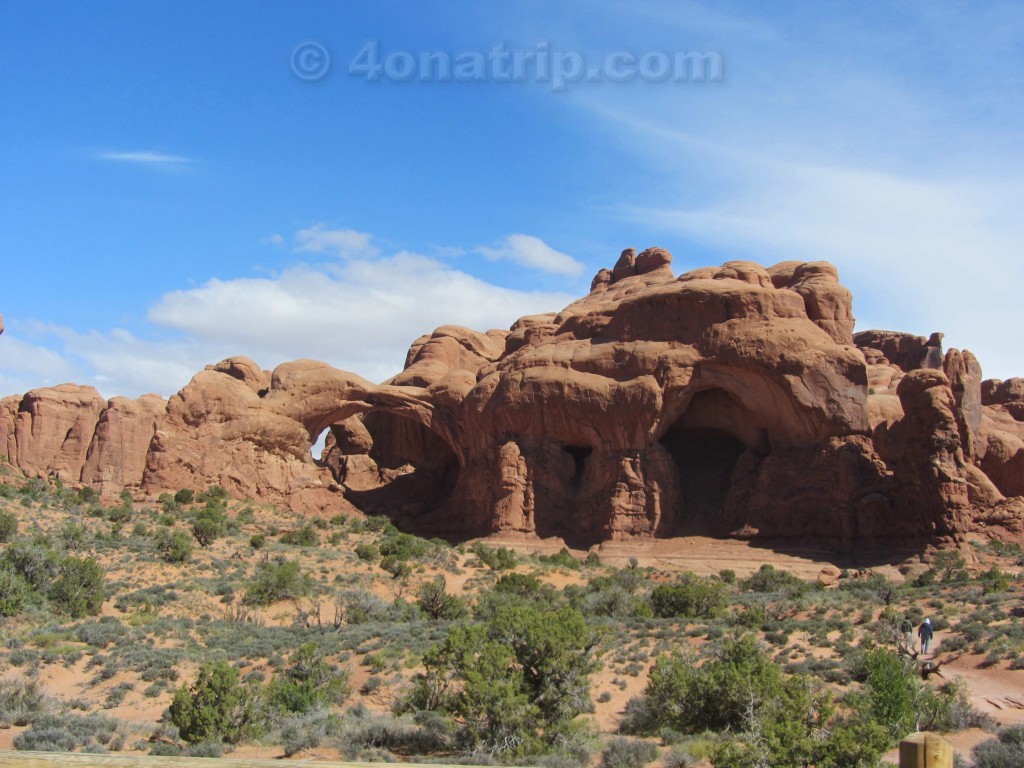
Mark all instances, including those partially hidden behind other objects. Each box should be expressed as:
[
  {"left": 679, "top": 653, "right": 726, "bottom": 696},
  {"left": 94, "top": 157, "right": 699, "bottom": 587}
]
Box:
[{"left": 2, "top": 1, "right": 1023, "bottom": 399}]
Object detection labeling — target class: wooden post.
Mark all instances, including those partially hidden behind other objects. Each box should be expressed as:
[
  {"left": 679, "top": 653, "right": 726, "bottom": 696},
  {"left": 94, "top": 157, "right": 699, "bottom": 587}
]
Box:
[{"left": 899, "top": 731, "right": 954, "bottom": 768}]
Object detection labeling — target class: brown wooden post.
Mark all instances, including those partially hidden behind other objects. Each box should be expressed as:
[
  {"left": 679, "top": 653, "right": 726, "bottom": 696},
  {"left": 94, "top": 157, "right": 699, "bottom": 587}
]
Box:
[{"left": 899, "top": 731, "right": 954, "bottom": 768}]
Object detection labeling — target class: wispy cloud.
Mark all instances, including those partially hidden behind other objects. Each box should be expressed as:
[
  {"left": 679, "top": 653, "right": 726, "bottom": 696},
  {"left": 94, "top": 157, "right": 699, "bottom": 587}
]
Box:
[
  {"left": 0, "top": 232, "right": 577, "bottom": 399},
  {"left": 570, "top": 2, "right": 1024, "bottom": 379},
  {"left": 477, "top": 234, "right": 584, "bottom": 277},
  {"left": 294, "top": 225, "right": 378, "bottom": 259},
  {"left": 96, "top": 150, "right": 195, "bottom": 165}
]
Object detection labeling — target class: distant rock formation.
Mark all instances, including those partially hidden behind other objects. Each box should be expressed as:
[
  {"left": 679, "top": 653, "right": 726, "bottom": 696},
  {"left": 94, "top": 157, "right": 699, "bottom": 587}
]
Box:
[{"left": 3, "top": 249, "right": 1023, "bottom": 551}]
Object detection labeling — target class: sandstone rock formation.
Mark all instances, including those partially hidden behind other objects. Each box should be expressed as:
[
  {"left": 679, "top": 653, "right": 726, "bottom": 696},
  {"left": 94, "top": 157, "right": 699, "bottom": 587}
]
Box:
[{"left": 2, "top": 250, "right": 1023, "bottom": 551}]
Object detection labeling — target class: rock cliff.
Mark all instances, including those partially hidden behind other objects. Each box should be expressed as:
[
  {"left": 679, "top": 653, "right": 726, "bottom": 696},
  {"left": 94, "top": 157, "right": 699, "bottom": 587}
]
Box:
[{"left": 3, "top": 251, "right": 1022, "bottom": 551}]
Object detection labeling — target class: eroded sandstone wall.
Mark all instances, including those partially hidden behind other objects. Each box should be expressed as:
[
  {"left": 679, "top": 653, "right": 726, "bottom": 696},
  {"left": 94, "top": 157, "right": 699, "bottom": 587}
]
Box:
[{"left": 2, "top": 252, "right": 1022, "bottom": 550}]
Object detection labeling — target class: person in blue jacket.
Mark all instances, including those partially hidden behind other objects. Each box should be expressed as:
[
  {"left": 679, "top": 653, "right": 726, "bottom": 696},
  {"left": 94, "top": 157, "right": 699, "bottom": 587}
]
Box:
[{"left": 918, "top": 617, "right": 934, "bottom": 654}]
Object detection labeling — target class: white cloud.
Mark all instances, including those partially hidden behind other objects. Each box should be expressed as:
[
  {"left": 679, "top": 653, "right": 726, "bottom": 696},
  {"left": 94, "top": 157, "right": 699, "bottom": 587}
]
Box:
[
  {"left": 0, "top": 332, "right": 84, "bottom": 397},
  {"left": 148, "top": 251, "right": 575, "bottom": 385},
  {"left": 294, "top": 225, "right": 378, "bottom": 259},
  {"left": 96, "top": 150, "right": 194, "bottom": 165},
  {"left": 0, "top": 239, "right": 577, "bottom": 399},
  {"left": 477, "top": 234, "right": 584, "bottom": 276}
]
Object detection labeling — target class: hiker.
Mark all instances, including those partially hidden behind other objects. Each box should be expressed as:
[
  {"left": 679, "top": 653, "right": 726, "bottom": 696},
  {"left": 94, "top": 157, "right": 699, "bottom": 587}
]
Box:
[
  {"left": 918, "top": 617, "right": 934, "bottom": 654},
  {"left": 900, "top": 615, "right": 914, "bottom": 650}
]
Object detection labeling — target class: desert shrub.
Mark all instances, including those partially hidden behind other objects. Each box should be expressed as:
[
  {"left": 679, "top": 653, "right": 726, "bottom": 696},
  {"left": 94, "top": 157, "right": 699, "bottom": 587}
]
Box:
[
  {"left": 638, "top": 635, "right": 786, "bottom": 733},
  {"left": 601, "top": 737, "right": 657, "bottom": 768},
  {"left": 76, "top": 616, "right": 130, "bottom": 647},
  {"left": 0, "top": 508, "right": 17, "bottom": 542},
  {"left": 931, "top": 549, "right": 969, "bottom": 582},
  {"left": 741, "top": 564, "right": 809, "bottom": 596},
  {"left": 409, "top": 604, "right": 596, "bottom": 754},
  {"left": 169, "top": 661, "right": 255, "bottom": 744},
  {"left": 249, "top": 533, "right": 265, "bottom": 549},
  {"left": 174, "top": 488, "right": 194, "bottom": 504},
  {"left": 280, "top": 712, "right": 331, "bottom": 756},
  {"left": 862, "top": 649, "right": 917, "bottom": 741},
  {"left": 649, "top": 575, "right": 727, "bottom": 619},
  {"left": 663, "top": 744, "right": 697, "bottom": 768},
  {"left": 280, "top": 525, "right": 319, "bottom": 546},
  {"left": 972, "top": 724, "right": 1024, "bottom": 768},
  {"left": 154, "top": 528, "right": 193, "bottom": 563},
  {"left": 536, "top": 547, "right": 581, "bottom": 570},
  {"left": 265, "top": 642, "right": 350, "bottom": 714},
  {"left": 196, "top": 484, "right": 228, "bottom": 504},
  {"left": 191, "top": 504, "right": 228, "bottom": 547},
  {"left": 471, "top": 543, "right": 518, "bottom": 570},
  {"left": 363, "top": 514, "right": 391, "bottom": 532},
  {"left": 379, "top": 531, "right": 429, "bottom": 560},
  {"left": 105, "top": 681, "right": 134, "bottom": 708},
  {"left": 980, "top": 566, "right": 1011, "bottom": 594},
  {"left": 380, "top": 555, "right": 412, "bottom": 579},
  {"left": 918, "top": 678, "right": 996, "bottom": 733},
  {"left": 13, "top": 712, "right": 120, "bottom": 752},
  {"left": 354, "top": 543, "right": 379, "bottom": 561},
  {"left": 417, "top": 576, "right": 468, "bottom": 620},
  {"left": 0, "top": 676, "right": 53, "bottom": 725},
  {"left": 14, "top": 725, "right": 78, "bottom": 752},
  {"left": 332, "top": 589, "right": 389, "bottom": 624},
  {"left": 243, "top": 557, "right": 312, "bottom": 606},
  {"left": 619, "top": 696, "right": 662, "bottom": 735},
  {"left": 48, "top": 555, "right": 105, "bottom": 618},
  {"left": 0, "top": 541, "right": 60, "bottom": 591},
  {"left": 0, "top": 568, "right": 31, "bottom": 617}
]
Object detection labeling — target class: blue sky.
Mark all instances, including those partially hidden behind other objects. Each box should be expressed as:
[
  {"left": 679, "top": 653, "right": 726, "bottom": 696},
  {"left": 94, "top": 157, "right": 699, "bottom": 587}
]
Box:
[{"left": 2, "top": 1, "right": 1023, "bottom": 397}]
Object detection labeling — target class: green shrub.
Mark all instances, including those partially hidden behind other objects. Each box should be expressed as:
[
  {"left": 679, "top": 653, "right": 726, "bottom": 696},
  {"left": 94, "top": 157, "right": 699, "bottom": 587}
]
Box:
[
  {"left": 601, "top": 737, "right": 657, "bottom": 768},
  {"left": 249, "top": 533, "right": 265, "bottom": 550},
  {"left": 280, "top": 525, "right": 319, "bottom": 546},
  {"left": 0, "top": 568, "right": 31, "bottom": 617},
  {"left": 741, "top": 564, "right": 809, "bottom": 596},
  {"left": 169, "top": 661, "right": 253, "bottom": 744},
  {"left": 265, "top": 642, "right": 350, "bottom": 714},
  {"left": 13, "top": 712, "right": 120, "bottom": 752},
  {"left": 417, "top": 576, "right": 468, "bottom": 620},
  {"left": 191, "top": 505, "right": 228, "bottom": 547},
  {"left": 48, "top": 556, "right": 105, "bottom": 618},
  {"left": 0, "top": 509, "right": 18, "bottom": 542},
  {"left": 470, "top": 543, "right": 518, "bottom": 570},
  {"left": 931, "top": 549, "right": 969, "bottom": 582},
  {"left": 537, "top": 547, "right": 581, "bottom": 570},
  {"left": 380, "top": 555, "right": 412, "bottom": 579},
  {"left": 354, "top": 543, "right": 379, "bottom": 561},
  {"left": 155, "top": 529, "right": 193, "bottom": 564},
  {"left": 650, "top": 576, "right": 727, "bottom": 619},
  {"left": 0, "top": 541, "right": 60, "bottom": 591},
  {"left": 972, "top": 725, "right": 1024, "bottom": 768},
  {"left": 862, "top": 649, "right": 917, "bottom": 741},
  {"left": 174, "top": 488, "right": 194, "bottom": 504},
  {"left": 243, "top": 557, "right": 312, "bottom": 606},
  {"left": 379, "top": 531, "right": 429, "bottom": 560},
  {"left": 0, "top": 676, "right": 53, "bottom": 724}
]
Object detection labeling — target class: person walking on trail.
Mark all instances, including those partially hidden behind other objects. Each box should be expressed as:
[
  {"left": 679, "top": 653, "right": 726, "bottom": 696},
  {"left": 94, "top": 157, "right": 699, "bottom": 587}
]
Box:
[
  {"left": 918, "top": 617, "right": 934, "bottom": 654},
  {"left": 900, "top": 615, "right": 914, "bottom": 650}
]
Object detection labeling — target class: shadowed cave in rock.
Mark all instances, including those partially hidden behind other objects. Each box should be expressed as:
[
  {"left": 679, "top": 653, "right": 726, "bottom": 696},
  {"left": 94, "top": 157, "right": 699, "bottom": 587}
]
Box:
[
  {"left": 323, "top": 411, "right": 460, "bottom": 534},
  {"left": 660, "top": 388, "right": 757, "bottom": 536}
]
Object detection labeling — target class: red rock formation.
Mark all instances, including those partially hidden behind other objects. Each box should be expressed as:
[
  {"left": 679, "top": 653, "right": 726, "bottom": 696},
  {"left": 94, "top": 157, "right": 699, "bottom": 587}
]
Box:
[{"left": 2, "top": 250, "right": 1023, "bottom": 550}]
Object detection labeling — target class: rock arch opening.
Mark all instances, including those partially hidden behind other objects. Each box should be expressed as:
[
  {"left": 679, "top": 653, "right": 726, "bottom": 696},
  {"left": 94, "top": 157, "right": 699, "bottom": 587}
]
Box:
[
  {"left": 660, "top": 389, "right": 757, "bottom": 536},
  {"left": 563, "top": 444, "right": 592, "bottom": 491},
  {"left": 323, "top": 411, "right": 460, "bottom": 534}
]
